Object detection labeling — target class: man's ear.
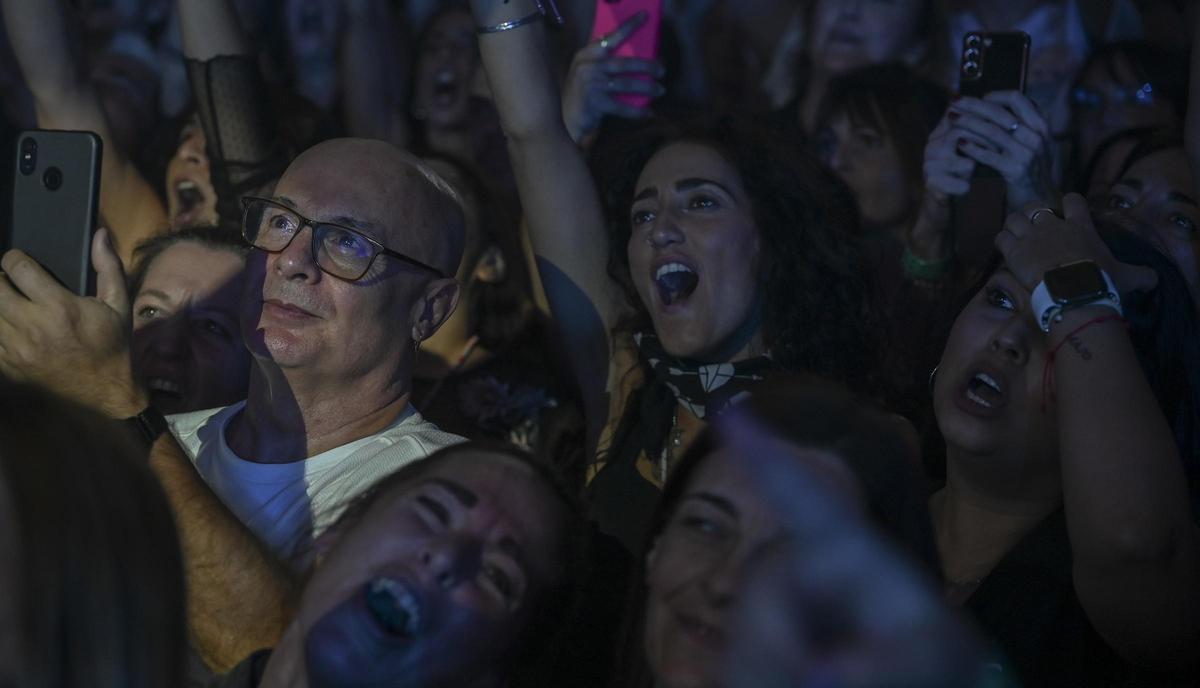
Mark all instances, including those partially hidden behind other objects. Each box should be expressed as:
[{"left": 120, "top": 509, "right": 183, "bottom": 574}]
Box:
[{"left": 410, "top": 278, "right": 461, "bottom": 343}]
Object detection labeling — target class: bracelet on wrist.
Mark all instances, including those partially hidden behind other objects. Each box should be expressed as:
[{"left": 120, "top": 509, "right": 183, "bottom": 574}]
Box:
[
  {"left": 476, "top": 0, "right": 563, "bottom": 34},
  {"left": 1040, "top": 313, "right": 1129, "bottom": 413},
  {"left": 902, "top": 246, "right": 954, "bottom": 282}
]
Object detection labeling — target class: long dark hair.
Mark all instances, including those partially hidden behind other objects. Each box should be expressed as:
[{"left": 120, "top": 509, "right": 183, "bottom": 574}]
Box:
[
  {"left": 610, "top": 376, "right": 940, "bottom": 688},
  {"left": 595, "top": 114, "right": 878, "bottom": 390},
  {"left": 0, "top": 380, "right": 186, "bottom": 688}
]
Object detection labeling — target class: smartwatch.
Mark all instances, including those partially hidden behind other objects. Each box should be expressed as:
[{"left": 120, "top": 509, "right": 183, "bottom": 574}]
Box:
[
  {"left": 1030, "top": 260, "right": 1122, "bottom": 333},
  {"left": 124, "top": 406, "right": 168, "bottom": 448}
]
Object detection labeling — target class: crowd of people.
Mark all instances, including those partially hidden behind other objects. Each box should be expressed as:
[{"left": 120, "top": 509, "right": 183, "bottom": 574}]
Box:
[{"left": 0, "top": 0, "right": 1198, "bottom": 686}]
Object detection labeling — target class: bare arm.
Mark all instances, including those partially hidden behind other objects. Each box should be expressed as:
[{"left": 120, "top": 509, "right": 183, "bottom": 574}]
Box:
[
  {"left": 1055, "top": 310, "right": 1200, "bottom": 672},
  {"left": 149, "top": 434, "right": 297, "bottom": 673},
  {"left": 340, "top": 0, "right": 409, "bottom": 144},
  {"left": 0, "top": 0, "right": 166, "bottom": 265},
  {"left": 469, "top": 0, "right": 625, "bottom": 449},
  {"left": 999, "top": 196, "right": 1200, "bottom": 672}
]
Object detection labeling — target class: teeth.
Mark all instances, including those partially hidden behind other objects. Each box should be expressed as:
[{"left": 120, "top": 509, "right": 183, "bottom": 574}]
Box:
[
  {"left": 176, "top": 180, "right": 197, "bottom": 191},
  {"left": 148, "top": 378, "right": 180, "bottom": 394},
  {"left": 655, "top": 262, "right": 695, "bottom": 280},
  {"left": 368, "top": 577, "right": 420, "bottom": 636},
  {"left": 435, "top": 70, "right": 455, "bottom": 85},
  {"left": 966, "top": 389, "right": 993, "bottom": 408},
  {"left": 973, "top": 372, "right": 1002, "bottom": 394}
]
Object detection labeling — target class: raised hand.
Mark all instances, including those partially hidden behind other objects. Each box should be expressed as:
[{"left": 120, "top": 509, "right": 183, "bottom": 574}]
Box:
[
  {"left": 0, "top": 228, "right": 146, "bottom": 417},
  {"left": 561, "top": 10, "right": 665, "bottom": 143},
  {"left": 951, "top": 90, "right": 1057, "bottom": 211},
  {"left": 995, "top": 193, "right": 1159, "bottom": 294}
]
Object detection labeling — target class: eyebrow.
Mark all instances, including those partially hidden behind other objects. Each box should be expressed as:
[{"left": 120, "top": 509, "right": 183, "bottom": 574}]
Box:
[
  {"left": 1114, "top": 178, "right": 1143, "bottom": 192},
  {"left": 136, "top": 288, "right": 172, "bottom": 302},
  {"left": 680, "top": 492, "right": 739, "bottom": 518},
  {"left": 275, "top": 195, "right": 379, "bottom": 234},
  {"left": 1167, "top": 191, "right": 1199, "bottom": 207},
  {"left": 426, "top": 478, "right": 478, "bottom": 508},
  {"left": 632, "top": 177, "right": 738, "bottom": 203}
]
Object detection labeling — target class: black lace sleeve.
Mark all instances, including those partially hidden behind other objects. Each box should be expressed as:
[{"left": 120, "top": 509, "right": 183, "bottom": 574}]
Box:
[{"left": 186, "top": 55, "right": 288, "bottom": 223}]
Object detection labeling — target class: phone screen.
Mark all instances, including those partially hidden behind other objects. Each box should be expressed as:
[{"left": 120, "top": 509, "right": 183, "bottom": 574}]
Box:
[{"left": 590, "top": 0, "right": 664, "bottom": 108}]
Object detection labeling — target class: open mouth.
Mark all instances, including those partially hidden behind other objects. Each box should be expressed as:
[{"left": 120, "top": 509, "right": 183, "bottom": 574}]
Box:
[
  {"left": 175, "top": 180, "right": 204, "bottom": 215},
  {"left": 364, "top": 577, "right": 422, "bottom": 639},
  {"left": 431, "top": 69, "right": 460, "bottom": 106},
  {"left": 964, "top": 370, "right": 1005, "bottom": 409},
  {"left": 676, "top": 612, "right": 724, "bottom": 648},
  {"left": 144, "top": 376, "right": 185, "bottom": 412},
  {"left": 654, "top": 261, "right": 699, "bottom": 307}
]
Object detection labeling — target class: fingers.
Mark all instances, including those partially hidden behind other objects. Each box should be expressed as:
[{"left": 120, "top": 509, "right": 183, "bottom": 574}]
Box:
[
  {"left": 604, "top": 75, "right": 662, "bottom": 96},
  {"left": 1061, "top": 193, "right": 1093, "bottom": 228},
  {"left": 949, "top": 110, "right": 1026, "bottom": 153},
  {"left": 93, "top": 228, "right": 129, "bottom": 318},
  {"left": 597, "top": 9, "right": 648, "bottom": 53},
  {"left": 982, "top": 90, "right": 1051, "bottom": 139},
  {"left": 0, "top": 250, "right": 67, "bottom": 304},
  {"left": 599, "top": 57, "right": 663, "bottom": 76}
]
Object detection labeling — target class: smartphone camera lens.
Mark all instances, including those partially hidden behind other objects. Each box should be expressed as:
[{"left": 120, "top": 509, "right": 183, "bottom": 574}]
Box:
[
  {"left": 965, "top": 48, "right": 981, "bottom": 63},
  {"left": 963, "top": 62, "right": 980, "bottom": 79},
  {"left": 966, "top": 34, "right": 982, "bottom": 49},
  {"left": 43, "top": 166, "right": 63, "bottom": 191},
  {"left": 18, "top": 137, "right": 37, "bottom": 176}
]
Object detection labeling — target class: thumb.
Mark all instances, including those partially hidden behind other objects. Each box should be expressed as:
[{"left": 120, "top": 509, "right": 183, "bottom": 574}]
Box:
[
  {"left": 1061, "top": 192, "right": 1093, "bottom": 229},
  {"left": 92, "top": 228, "right": 129, "bottom": 317}
]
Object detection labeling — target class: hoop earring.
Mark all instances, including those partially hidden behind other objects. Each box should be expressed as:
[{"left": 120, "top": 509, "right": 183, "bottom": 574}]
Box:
[{"left": 928, "top": 365, "right": 939, "bottom": 393}]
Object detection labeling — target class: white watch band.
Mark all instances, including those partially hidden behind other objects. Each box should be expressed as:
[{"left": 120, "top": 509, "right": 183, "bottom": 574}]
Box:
[{"left": 1031, "top": 268, "right": 1122, "bottom": 333}]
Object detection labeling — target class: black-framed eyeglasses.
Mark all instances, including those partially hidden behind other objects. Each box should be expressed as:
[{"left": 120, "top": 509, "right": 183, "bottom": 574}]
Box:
[{"left": 240, "top": 197, "right": 447, "bottom": 281}]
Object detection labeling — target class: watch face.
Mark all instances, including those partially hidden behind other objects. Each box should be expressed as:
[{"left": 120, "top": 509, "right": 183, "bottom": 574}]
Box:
[{"left": 1045, "top": 261, "right": 1107, "bottom": 305}]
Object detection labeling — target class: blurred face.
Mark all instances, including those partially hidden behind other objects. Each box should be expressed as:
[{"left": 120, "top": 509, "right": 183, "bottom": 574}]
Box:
[
  {"left": 628, "top": 143, "right": 762, "bottom": 361},
  {"left": 810, "top": 0, "right": 924, "bottom": 76},
  {"left": 165, "top": 122, "right": 219, "bottom": 229},
  {"left": 414, "top": 10, "right": 479, "bottom": 129},
  {"left": 300, "top": 450, "right": 566, "bottom": 687},
  {"left": 643, "top": 446, "right": 860, "bottom": 688},
  {"left": 1073, "top": 56, "right": 1180, "bottom": 168},
  {"left": 1105, "top": 148, "right": 1200, "bottom": 305},
  {"left": 239, "top": 147, "right": 446, "bottom": 384},
  {"left": 933, "top": 270, "right": 1059, "bottom": 489},
  {"left": 131, "top": 242, "right": 250, "bottom": 414},
  {"left": 75, "top": 0, "right": 154, "bottom": 35},
  {"left": 817, "top": 111, "right": 912, "bottom": 229}
]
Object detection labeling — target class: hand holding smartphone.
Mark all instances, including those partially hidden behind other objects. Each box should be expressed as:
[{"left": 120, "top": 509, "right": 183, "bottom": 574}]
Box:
[
  {"left": 8, "top": 130, "right": 102, "bottom": 296},
  {"left": 590, "top": 0, "right": 664, "bottom": 108}
]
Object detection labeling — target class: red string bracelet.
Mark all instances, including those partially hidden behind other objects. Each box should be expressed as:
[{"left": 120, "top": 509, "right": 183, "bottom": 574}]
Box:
[{"left": 1041, "top": 314, "right": 1128, "bottom": 413}]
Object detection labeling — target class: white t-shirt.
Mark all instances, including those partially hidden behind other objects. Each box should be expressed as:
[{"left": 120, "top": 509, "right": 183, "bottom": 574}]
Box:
[{"left": 167, "top": 402, "right": 465, "bottom": 566}]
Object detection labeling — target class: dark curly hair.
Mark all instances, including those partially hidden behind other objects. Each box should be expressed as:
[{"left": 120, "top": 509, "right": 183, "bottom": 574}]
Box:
[{"left": 591, "top": 114, "right": 879, "bottom": 392}]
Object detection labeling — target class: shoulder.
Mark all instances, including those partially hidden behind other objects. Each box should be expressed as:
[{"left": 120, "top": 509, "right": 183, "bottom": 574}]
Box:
[{"left": 166, "top": 402, "right": 244, "bottom": 461}]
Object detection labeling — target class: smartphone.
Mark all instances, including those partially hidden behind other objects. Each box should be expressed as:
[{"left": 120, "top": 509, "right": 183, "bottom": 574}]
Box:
[
  {"left": 958, "top": 32, "right": 1031, "bottom": 97},
  {"left": 590, "top": 0, "right": 664, "bottom": 108},
  {"left": 9, "top": 130, "right": 102, "bottom": 296}
]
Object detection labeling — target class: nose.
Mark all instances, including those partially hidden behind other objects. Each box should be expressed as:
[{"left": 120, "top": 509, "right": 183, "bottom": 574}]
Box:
[
  {"left": 990, "top": 318, "right": 1030, "bottom": 367},
  {"left": 142, "top": 313, "right": 189, "bottom": 362},
  {"left": 273, "top": 224, "right": 321, "bottom": 283},
  {"left": 828, "top": 143, "right": 850, "bottom": 175},
  {"left": 420, "top": 535, "right": 479, "bottom": 589},
  {"left": 699, "top": 549, "right": 741, "bottom": 608},
  {"left": 648, "top": 211, "right": 685, "bottom": 249}
]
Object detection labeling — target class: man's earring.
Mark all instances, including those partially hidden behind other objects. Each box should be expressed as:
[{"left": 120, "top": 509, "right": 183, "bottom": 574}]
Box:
[{"left": 928, "top": 365, "right": 939, "bottom": 393}]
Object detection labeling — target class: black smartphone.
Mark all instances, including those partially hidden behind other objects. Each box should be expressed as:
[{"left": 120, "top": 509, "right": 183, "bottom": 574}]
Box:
[
  {"left": 958, "top": 32, "right": 1031, "bottom": 97},
  {"left": 9, "top": 130, "right": 102, "bottom": 295}
]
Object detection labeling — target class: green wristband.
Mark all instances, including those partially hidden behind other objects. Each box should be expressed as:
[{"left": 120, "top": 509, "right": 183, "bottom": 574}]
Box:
[{"left": 903, "top": 246, "right": 953, "bottom": 282}]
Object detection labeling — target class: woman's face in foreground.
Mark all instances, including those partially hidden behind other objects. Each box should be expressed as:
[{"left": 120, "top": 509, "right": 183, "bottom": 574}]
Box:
[
  {"left": 627, "top": 142, "right": 763, "bottom": 362},
  {"left": 300, "top": 450, "right": 566, "bottom": 687},
  {"left": 643, "top": 445, "right": 861, "bottom": 688}
]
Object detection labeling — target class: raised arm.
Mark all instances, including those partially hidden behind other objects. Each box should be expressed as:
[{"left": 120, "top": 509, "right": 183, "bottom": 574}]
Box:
[
  {"left": 340, "top": 0, "right": 410, "bottom": 144},
  {"left": 469, "top": 0, "right": 626, "bottom": 448},
  {"left": 149, "top": 434, "right": 297, "bottom": 672},
  {"left": 998, "top": 196, "right": 1200, "bottom": 673},
  {"left": 178, "top": 0, "right": 287, "bottom": 222},
  {"left": 0, "top": 0, "right": 166, "bottom": 265}
]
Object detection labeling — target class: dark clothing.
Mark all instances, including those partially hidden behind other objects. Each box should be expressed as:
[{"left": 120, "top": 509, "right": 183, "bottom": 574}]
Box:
[
  {"left": 967, "top": 512, "right": 1188, "bottom": 687},
  {"left": 206, "top": 650, "right": 270, "bottom": 688}
]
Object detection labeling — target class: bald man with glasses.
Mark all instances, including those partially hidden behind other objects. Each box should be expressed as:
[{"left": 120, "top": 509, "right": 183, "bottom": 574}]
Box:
[{"left": 0, "top": 138, "right": 469, "bottom": 672}]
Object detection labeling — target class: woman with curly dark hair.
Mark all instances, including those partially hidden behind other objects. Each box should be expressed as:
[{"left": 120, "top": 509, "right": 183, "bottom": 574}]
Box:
[{"left": 468, "top": 0, "right": 877, "bottom": 552}]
